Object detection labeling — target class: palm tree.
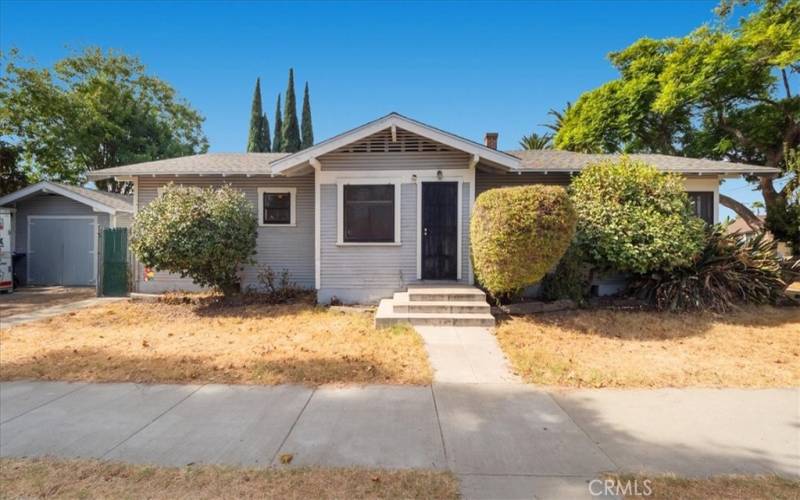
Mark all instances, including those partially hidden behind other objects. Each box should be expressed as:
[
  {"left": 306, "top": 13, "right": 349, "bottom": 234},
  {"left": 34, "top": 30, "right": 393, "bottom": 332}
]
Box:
[
  {"left": 542, "top": 102, "right": 572, "bottom": 134},
  {"left": 750, "top": 200, "right": 765, "bottom": 215},
  {"left": 519, "top": 132, "right": 553, "bottom": 150}
]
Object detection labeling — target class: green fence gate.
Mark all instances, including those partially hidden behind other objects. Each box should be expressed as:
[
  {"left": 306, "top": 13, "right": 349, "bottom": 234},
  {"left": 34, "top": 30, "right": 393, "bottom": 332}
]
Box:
[{"left": 101, "top": 227, "right": 129, "bottom": 296}]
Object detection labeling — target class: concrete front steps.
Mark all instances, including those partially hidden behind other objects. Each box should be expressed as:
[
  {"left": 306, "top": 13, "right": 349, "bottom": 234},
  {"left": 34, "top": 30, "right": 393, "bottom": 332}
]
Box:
[{"left": 375, "top": 285, "right": 495, "bottom": 327}]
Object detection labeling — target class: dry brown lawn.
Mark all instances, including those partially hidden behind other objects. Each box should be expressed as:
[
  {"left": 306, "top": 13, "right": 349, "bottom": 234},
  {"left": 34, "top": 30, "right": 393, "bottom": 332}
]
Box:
[
  {"left": 608, "top": 473, "right": 800, "bottom": 500},
  {"left": 0, "top": 457, "right": 459, "bottom": 500},
  {"left": 0, "top": 299, "right": 432, "bottom": 385},
  {"left": 0, "top": 287, "right": 95, "bottom": 319},
  {"left": 495, "top": 306, "right": 800, "bottom": 388}
]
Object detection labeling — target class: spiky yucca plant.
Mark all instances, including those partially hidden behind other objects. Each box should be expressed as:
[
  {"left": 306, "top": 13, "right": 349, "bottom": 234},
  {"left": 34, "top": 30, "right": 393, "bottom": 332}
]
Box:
[{"left": 629, "top": 226, "right": 790, "bottom": 312}]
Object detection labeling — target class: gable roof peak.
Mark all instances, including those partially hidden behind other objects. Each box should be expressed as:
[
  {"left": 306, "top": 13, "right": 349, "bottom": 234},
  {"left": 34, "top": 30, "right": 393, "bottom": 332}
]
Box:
[{"left": 269, "top": 112, "right": 521, "bottom": 174}]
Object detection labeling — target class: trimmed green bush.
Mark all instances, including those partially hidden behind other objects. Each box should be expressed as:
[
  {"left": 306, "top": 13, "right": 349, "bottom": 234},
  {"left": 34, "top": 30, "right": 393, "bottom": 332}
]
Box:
[
  {"left": 540, "top": 243, "right": 591, "bottom": 304},
  {"left": 130, "top": 184, "right": 257, "bottom": 296},
  {"left": 471, "top": 185, "right": 576, "bottom": 297},
  {"left": 570, "top": 158, "right": 706, "bottom": 274}
]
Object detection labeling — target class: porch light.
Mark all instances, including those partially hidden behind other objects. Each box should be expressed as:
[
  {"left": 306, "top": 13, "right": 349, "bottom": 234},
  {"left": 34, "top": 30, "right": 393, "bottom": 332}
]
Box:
[
  {"left": 437, "top": 170, "right": 443, "bottom": 180},
  {"left": 411, "top": 174, "right": 418, "bottom": 183}
]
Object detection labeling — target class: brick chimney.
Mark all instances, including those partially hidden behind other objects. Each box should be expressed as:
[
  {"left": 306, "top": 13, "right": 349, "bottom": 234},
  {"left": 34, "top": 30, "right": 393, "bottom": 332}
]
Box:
[{"left": 484, "top": 132, "right": 498, "bottom": 150}]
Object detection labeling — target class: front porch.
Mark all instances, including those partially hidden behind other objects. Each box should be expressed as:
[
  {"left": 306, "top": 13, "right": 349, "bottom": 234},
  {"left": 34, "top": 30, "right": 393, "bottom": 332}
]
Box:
[{"left": 374, "top": 283, "right": 494, "bottom": 327}]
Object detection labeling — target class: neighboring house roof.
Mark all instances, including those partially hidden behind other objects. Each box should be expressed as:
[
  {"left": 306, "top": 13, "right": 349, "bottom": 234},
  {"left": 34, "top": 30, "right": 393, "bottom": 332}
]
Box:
[
  {"left": 0, "top": 181, "right": 133, "bottom": 214},
  {"left": 508, "top": 150, "right": 781, "bottom": 175},
  {"left": 726, "top": 216, "right": 767, "bottom": 235},
  {"left": 87, "top": 153, "right": 287, "bottom": 179},
  {"left": 85, "top": 113, "right": 782, "bottom": 179}
]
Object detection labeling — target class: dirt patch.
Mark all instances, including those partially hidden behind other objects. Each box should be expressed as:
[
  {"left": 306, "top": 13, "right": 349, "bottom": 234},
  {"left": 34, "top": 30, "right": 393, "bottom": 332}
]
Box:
[
  {"left": 607, "top": 473, "right": 800, "bottom": 500},
  {"left": 0, "top": 457, "right": 459, "bottom": 500},
  {"left": 0, "top": 300, "right": 432, "bottom": 385},
  {"left": 0, "top": 287, "right": 95, "bottom": 319},
  {"left": 495, "top": 306, "right": 800, "bottom": 388}
]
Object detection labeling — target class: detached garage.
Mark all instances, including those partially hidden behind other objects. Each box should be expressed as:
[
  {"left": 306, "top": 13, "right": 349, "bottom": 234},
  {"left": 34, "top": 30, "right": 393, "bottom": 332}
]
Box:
[{"left": 0, "top": 182, "right": 133, "bottom": 287}]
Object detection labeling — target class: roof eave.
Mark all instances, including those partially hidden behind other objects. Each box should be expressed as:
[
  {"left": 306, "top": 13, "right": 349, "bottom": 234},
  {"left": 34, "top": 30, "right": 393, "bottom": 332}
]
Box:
[{"left": 0, "top": 181, "right": 123, "bottom": 214}]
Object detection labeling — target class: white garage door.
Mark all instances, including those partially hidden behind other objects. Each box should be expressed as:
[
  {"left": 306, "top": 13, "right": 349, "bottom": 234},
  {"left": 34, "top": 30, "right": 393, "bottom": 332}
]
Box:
[{"left": 28, "top": 217, "right": 96, "bottom": 286}]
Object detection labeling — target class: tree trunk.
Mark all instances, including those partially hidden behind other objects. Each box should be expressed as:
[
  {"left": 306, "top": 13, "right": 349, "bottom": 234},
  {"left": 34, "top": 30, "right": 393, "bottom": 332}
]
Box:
[{"left": 719, "top": 194, "right": 764, "bottom": 228}]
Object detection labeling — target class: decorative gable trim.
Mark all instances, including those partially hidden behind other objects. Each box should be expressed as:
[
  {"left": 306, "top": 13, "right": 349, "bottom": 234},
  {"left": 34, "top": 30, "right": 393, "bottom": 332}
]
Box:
[{"left": 269, "top": 113, "right": 521, "bottom": 175}]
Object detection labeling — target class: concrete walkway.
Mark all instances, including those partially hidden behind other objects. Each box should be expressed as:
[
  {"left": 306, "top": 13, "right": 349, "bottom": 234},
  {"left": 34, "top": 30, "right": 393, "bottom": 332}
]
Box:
[
  {"left": 1, "top": 382, "right": 797, "bottom": 499},
  {"left": 415, "top": 326, "right": 520, "bottom": 384},
  {"left": 0, "top": 297, "right": 124, "bottom": 329}
]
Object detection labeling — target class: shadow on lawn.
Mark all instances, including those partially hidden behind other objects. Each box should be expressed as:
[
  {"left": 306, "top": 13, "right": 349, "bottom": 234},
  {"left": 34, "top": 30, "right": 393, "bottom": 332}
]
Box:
[
  {"left": 495, "top": 305, "right": 800, "bottom": 341},
  {"left": 0, "top": 348, "right": 411, "bottom": 386}
]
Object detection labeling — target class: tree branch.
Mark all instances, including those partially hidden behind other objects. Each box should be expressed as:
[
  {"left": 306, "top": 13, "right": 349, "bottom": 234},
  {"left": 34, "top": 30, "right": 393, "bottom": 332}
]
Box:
[
  {"left": 782, "top": 69, "right": 792, "bottom": 99},
  {"left": 719, "top": 194, "right": 765, "bottom": 228}
]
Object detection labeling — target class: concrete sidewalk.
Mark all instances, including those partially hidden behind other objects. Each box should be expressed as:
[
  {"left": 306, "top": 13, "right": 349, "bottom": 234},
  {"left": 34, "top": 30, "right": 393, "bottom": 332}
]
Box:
[{"left": 1, "top": 382, "right": 798, "bottom": 499}]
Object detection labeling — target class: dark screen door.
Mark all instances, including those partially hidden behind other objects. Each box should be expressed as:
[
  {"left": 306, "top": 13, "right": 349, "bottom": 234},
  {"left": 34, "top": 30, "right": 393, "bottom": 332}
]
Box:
[{"left": 421, "top": 182, "right": 458, "bottom": 280}]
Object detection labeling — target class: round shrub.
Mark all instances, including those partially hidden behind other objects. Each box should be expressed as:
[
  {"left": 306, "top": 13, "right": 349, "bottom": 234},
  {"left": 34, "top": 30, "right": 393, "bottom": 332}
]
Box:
[
  {"left": 570, "top": 158, "right": 706, "bottom": 274},
  {"left": 130, "top": 184, "right": 257, "bottom": 296},
  {"left": 471, "top": 185, "right": 576, "bottom": 297}
]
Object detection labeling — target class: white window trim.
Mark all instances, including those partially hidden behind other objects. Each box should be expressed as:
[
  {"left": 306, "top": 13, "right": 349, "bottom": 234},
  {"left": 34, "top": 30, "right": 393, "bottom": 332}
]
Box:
[
  {"left": 258, "top": 187, "right": 297, "bottom": 227},
  {"left": 337, "top": 179, "right": 402, "bottom": 246}
]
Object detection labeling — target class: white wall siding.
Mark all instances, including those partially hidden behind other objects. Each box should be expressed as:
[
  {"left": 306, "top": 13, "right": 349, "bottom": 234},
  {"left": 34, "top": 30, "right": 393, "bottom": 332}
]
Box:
[
  {"left": 462, "top": 182, "right": 472, "bottom": 284},
  {"left": 318, "top": 183, "right": 417, "bottom": 303},
  {"left": 135, "top": 175, "right": 315, "bottom": 293}
]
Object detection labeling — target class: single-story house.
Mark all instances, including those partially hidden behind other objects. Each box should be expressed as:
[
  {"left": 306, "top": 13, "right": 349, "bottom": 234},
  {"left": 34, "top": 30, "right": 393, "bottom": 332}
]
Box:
[
  {"left": 87, "top": 113, "right": 780, "bottom": 303},
  {"left": 0, "top": 181, "right": 133, "bottom": 287}
]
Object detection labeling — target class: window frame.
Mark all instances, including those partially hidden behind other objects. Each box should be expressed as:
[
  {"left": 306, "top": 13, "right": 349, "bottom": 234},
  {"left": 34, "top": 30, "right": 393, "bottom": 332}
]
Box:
[
  {"left": 686, "top": 191, "right": 714, "bottom": 225},
  {"left": 336, "top": 180, "right": 401, "bottom": 246},
  {"left": 258, "top": 187, "right": 297, "bottom": 227}
]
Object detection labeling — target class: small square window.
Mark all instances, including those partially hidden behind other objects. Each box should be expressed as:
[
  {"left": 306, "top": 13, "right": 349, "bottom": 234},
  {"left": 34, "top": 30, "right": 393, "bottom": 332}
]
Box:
[{"left": 258, "top": 188, "right": 296, "bottom": 226}]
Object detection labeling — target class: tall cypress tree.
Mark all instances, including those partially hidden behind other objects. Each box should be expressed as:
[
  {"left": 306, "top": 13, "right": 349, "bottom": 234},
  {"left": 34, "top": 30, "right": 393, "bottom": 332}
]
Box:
[
  {"left": 247, "top": 78, "right": 265, "bottom": 152},
  {"left": 260, "top": 113, "right": 271, "bottom": 152},
  {"left": 301, "top": 81, "right": 314, "bottom": 149},
  {"left": 281, "top": 68, "right": 301, "bottom": 153},
  {"left": 273, "top": 94, "right": 283, "bottom": 154}
]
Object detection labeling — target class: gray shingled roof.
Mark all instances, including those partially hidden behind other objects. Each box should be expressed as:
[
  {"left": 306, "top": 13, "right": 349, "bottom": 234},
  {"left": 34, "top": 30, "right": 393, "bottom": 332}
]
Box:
[
  {"left": 87, "top": 153, "right": 289, "bottom": 179},
  {"left": 57, "top": 183, "right": 133, "bottom": 212},
  {"left": 87, "top": 147, "right": 779, "bottom": 179},
  {"left": 0, "top": 181, "right": 133, "bottom": 213},
  {"left": 507, "top": 150, "right": 779, "bottom": 174}
]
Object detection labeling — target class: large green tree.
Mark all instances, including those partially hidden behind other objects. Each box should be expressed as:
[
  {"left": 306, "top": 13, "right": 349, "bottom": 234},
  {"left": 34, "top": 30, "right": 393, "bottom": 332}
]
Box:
[
  {"left": 247, "top": 78, "right": 269, "bottom": 152},
  {"left": 519, "top": 132, "right": 552, "bottom": 150},
  {"left": 272, "top": 94, "right": 283, "bottom": 153},
  {"left": 260, "top": 113, "right": 271, "bottom": 153},
  {"left": 0, "top": 140, "right": 27, "bottom": 196},
  {"left": 281, "top": 68, "right": 301, "bottom": 153},
  {"left": 301, "top": 81, "right": 314, "bottom": 149},
  {"left": 554, "top": 0, "right": 799, "bottom": 250},
  {"left": 0, "top": 47, "right": 208, "bottom": 193}
]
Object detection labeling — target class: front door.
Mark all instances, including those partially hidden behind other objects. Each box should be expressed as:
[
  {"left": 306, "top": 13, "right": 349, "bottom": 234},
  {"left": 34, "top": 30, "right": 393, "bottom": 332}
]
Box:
[{"left": 421, "top": 182, "right": 458, "bottom": 280}]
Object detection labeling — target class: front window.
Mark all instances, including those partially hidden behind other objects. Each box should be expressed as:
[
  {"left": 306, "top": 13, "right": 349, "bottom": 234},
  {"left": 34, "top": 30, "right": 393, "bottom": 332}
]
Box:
[
  {"left": 687, "top": 191, "right": 714, "bottom": 224},
  {"left": 343, "top": 184, "right": 395, "bottom": 242},
  {"left": 258, "top": 187, "right": 296, "bottom": 226}
]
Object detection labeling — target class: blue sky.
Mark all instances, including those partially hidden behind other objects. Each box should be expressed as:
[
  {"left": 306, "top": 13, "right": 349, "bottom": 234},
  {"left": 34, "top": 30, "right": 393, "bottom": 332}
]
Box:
[{"left": 1, "top": 0, "right": 765, "bottom": 219}]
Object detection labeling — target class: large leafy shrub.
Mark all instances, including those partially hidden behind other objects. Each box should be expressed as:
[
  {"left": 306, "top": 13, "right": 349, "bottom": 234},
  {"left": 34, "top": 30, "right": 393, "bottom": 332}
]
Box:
[
  {"left": 130, "top": 184, "right": 257, "bottom": 295},
  {"left": 571, "top": 158, "right": 706, "bottom": 274},
  {"left": 540, "top": 243, "right": 591, "bottom": 304},
  {"left": 629, "top": 226, "right": 789, "bottom": 312},
  {"left": 471, "top": 185, "right": 576, "bottom": 297}
]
